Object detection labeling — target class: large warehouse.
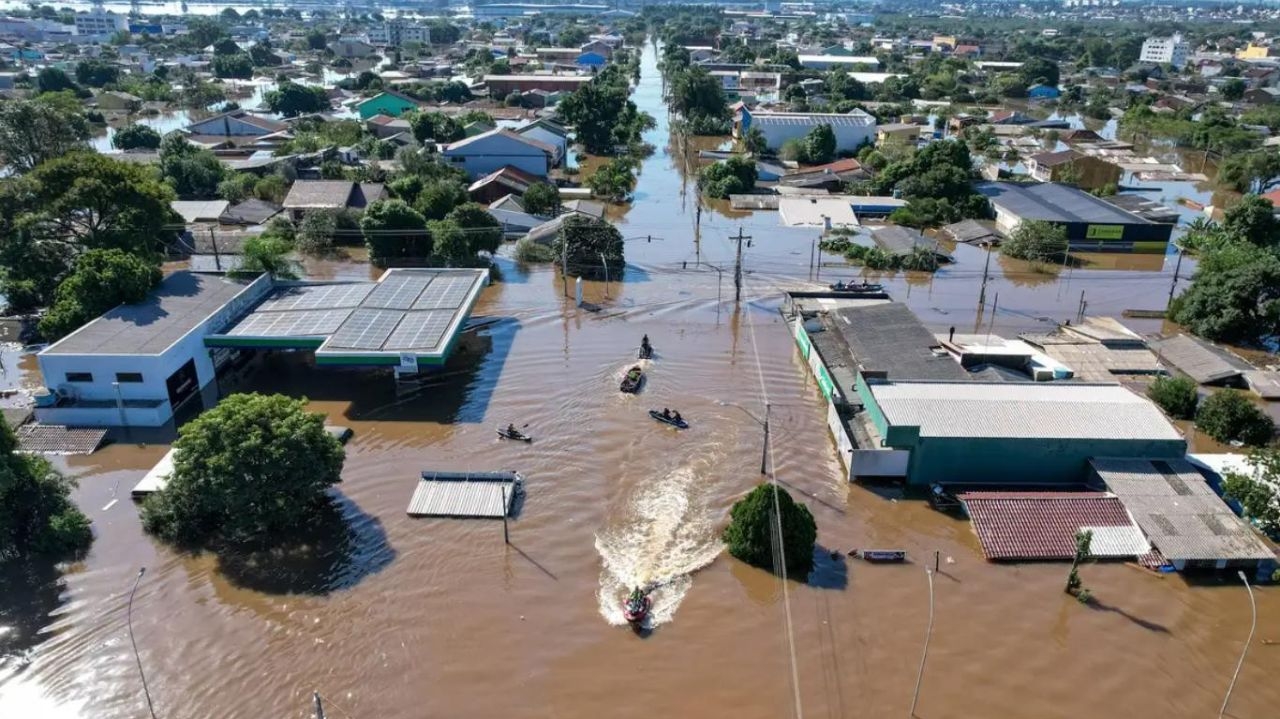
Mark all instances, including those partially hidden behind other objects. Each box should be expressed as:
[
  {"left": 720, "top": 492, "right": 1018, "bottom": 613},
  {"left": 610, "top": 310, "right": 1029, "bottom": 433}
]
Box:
[
  {"left": 976, "top": 181, "right": 1174, "bottom": 253},
  {"left": 853, "top": 376, "right": 1187, "bottom": 486},
  {"left": 735, "top": 109, "right": 877, "bottom": 152},
  {"left": 36, "top": 268, "right": 489, "bottom": 427}
]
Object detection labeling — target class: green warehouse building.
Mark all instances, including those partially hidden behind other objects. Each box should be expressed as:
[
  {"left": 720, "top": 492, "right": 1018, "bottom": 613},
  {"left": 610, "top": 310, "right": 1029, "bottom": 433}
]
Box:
[{"left": 853, "top": 375, "right": 1188, "bottom": 487}]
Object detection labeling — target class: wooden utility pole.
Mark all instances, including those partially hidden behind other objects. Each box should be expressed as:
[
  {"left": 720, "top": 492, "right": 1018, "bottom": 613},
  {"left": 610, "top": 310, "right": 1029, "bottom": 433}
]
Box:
[
  {"left": 978, "top": 240, "right": 993, "bottom": 307},
  {"left": 760, "top": 402, "right": 770, "bottom": 475},
  {"left": 732, "top": 227, "right": 752, "bottom": 303},
  {"left": 561, "top": 223, "right": 570, "bottom": 299},
  {"left": 1166, "top": 246, "right": 1184, "bottom": 309}
]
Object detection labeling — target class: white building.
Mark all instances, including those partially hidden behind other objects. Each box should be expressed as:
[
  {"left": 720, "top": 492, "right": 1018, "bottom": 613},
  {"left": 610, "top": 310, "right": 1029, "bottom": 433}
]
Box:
[
  {"left": 442, "top": 128, "right": 556, "bottom": 179},
  {"left": 1140, "top": 34, "right": 1189, "bottom": 67},
  {"left": 73, "top": 9, "right": 128, "bottom": 37},
  {"left": 737, "top": 109, "right": 877, "bottom": 152},
  {"left": 367, "top": 20, "right": 430, "bottom": 47},
  {"left": 797, "top": 54, "right": 880, "bottom": 71}
]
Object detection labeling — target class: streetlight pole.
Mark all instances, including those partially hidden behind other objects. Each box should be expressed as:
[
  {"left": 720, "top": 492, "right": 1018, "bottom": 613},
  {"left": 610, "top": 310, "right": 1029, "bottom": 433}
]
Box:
[
  {"left": 1219, "top": 570, "right": 1257, "bottom": 719},
  {"left": 910, "top": 568, "right": 935, "bottom": 718},
  {"left": 760, "top": 402, "right": 770, "bottom": 474},
  {"left": 128, "top": 568, "right": 158, "bottom": 719}
]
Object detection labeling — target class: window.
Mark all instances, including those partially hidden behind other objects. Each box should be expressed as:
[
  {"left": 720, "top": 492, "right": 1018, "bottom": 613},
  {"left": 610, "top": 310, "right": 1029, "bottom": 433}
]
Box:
[
  {"left": 116, "top": 372, "right": 144, "bottom": 383},
  {"left": 65, "top": 372, "right": 93, "bottom": 383}
]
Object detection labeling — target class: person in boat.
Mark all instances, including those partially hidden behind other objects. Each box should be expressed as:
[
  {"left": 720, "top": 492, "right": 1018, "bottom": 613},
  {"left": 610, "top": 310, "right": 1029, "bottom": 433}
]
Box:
[
  {"left": 673, "top": 410, "right": 682, "bottom": 423},
  {"left": 506, "top": 423, "right": 517, "bottom": 437},
  {"left": 833, "top": 281, "right": 846, "bottom": 291},
  {"left": 641, "top": 334, "right": 651, "bottom": 351},
  {"left": 662, "top": 408, "right": 671, "bottom": 419}
]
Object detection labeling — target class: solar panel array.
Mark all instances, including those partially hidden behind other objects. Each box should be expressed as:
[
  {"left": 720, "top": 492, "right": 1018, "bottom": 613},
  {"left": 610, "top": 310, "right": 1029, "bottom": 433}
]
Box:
[
  {"left": 256, "top": 283, "right": 375, "bottom": 312},
  {"left": 385, "top": 309, "right": 455, "bottom": 351},
  {"left": 227, "top": 309, "right": 353, "bottom": 337},
  {"left": 326, "top": 308, "right": 404, "bottom": 350},
  {"left": 364, "top": 273, "right": 434, "bottom": 310},
  {"left": 413, "top": 274, "right": 474, "bottom": 310}
]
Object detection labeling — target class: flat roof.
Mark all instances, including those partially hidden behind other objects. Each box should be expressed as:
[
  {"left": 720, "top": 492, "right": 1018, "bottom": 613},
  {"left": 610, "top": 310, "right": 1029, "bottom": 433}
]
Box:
[
  {"left": 208, "top": 269, "right": 488, "bottom": 361},
  {"left": 1092, "top": 458, "right": 1275, "bottom": 561},
  {"left": 1148, "top": 334, "right": 1251, "bottom": 384},
  {"left": 867, "top": 380, "right": 1184, "bottom": 440},
  {"left": 830, "top": 303, "right": 969, "bottom": 381},
  {"left": 407, "top": 471, "right": 519, "bottom": 518},
  {"left": 976, "top": 181, "right": 1153, "bottom": 226},
  {"left": 43, "top": 272, "right": 254, "bottom": 356}
]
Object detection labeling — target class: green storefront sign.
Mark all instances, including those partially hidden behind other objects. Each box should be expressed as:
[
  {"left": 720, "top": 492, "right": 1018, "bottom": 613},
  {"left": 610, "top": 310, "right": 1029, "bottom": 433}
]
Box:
[
  {"left": 1086, "top": 224, "right": 1124, "bottom": 240},
  {"left": 816, "top": 365, "right": 834, "bottom": 399},
  {"left": 795, "top": 321, "right": 812, "bottom": 359}
]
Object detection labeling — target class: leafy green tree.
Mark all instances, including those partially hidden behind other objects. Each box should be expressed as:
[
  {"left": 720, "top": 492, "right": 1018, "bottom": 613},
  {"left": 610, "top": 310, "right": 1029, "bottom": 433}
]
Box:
[
  {"left": 254, "top": 174, "right": 288, "bottom": 204},
  {"left": 213, "top": 53, "right": 253, "bottom": 79},
  {"left": 1220, "top": 194, "right": 1280, "bottom": 248},
  {"left": 1222, "top": 447, "right": 1280, "bottom": 534},
  {"left": 445, "top": 202, "right": 502, "bottom": 255},
  {"left": 1019, "top": 57, "right": 1060, "bottom": 87},
  {"left": 1147, "top": 376, "right": 1199, "bottom": 420},
  {"left": 414, "top": 179, "right": 468, "bottom": 221},
  {"left": 185, "top": 17, "right": 226, "bottom": 49},
  {"left": 722, "top": 484, "right": 817, "bottom": 577},
  {"left": 699, "top": 156, "right": 758, "bottom": 199},
  {"left": 558, "top": 25, "right": 588, "bottom": 47},
  {"left": 306, "top": 29, "right": 329, "bottom": 50},
  {"left": 216, "top": 172, "right": 257, "bottom": 203},
  {"left": 264, "top": 81, "right": 330, "bottom": 118},
  {"left": 551, "top": 215, "right": 624, "bottom": 275},
  {"left": 520, "top": 182, "right": 560, "bottom": 216},
  {"left": 1221, "top": 78, "right": 1246, "bottom": 102},
  {"left": 248, "top": 41, "right": 281, "bottom": 67},
  {"left": 35, "top": 67, "right": 80, "bottom": 95},
  {"left": 669, "top": 66, "right": 729, "bottom": 123},
  {"left": 429, "top": 219, "right": 473, "bottom": 266},
  {"left": 1218, "top": 153, "right": 1280, "bottom": 194},
  {"left": 743, "top": 126, "right": 766, "bottom": 156},
  {"left": 362, "top": 199, "right": 431, "bottom": 264},
  {"left": 212, "top": 37, "right": 240, "bottom": 56},
  {"left": 112, "top": 124, "right": 162, "bottom": 150},
  {"left": 38, "top": 249, "right": 162, "bottom": 341},
  {"left": 587, "top": 157, "right": 638, "bottom": 202},
  {"left": 408, "top": 111, "right": 462, "bottom": 143},
  {"left": 801, "top": 123, "right": 836, "bottom": 165},
  {"left": 74, "top": 59, "right": 120, "bottom": 88},
  {"left": 557, "top": 66, "right": 652, "bottom": 155},
  {"left": 233, "top": 235, "right": 299, "bottom": 279},
  {"left": 1002, "top": 219, "right": 1068, "bottom": 262},
  {"left": 1065, "top": 529, "right": 1093, "bottom": 601},
  {"left": 1196, "top": 390, "right": 1275, "bottom": 446},
  {"left": 0, "top": 99, "right": 89, "bottom": 173},
  {"left": 0, "top": 420, "right": 92, "bottom": 560},
  {"left": 159, "top": 133, "right": 225, "bottom": 199},
  {"left": 296, "top": 210, "right": 337, "bottom": 255},
  {"left": 141, "top": 393, "right": 345, "bottom": 547},
  {"left": 1171, "top": 249, "right": 1280, "bottom": 344}
]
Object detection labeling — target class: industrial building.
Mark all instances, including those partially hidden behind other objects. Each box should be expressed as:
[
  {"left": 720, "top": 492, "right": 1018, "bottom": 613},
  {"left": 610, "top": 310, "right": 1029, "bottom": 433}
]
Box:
[
  {"left": 976, "top": 181, "right": 1174, "bottom": 253},
  {"left": 853, "top": 377, "right": 1187, "bottom": 487},
  {"left": 734, "top": 109, "right": 877, "bottom": 153},
  {"left": 35, "top": 269, "right": 489, "bottom": 428}
]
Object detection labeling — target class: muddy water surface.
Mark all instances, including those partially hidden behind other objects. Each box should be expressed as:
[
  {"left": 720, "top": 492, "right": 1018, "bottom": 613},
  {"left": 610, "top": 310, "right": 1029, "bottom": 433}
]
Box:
[{"left": 3, "top": 41, "right": 1279, "bottom": 719}]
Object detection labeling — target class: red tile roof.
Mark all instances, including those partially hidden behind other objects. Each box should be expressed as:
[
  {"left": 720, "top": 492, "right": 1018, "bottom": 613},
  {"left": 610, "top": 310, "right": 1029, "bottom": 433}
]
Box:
[
  {"left": 1260, "top": 189, "right": 1280, "bottom": 207},
  {"left": 959, "top": 492, "right": 1136, "bottom": 561}
]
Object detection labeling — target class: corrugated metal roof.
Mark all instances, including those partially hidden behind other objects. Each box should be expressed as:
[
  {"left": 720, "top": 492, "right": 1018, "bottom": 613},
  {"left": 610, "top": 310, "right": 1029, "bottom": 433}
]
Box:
[
  {"left": 868, "top": 381, "right": 1184, "bottom": 440},
  {"left": 751, "top": 110, "right": 876, "bottom": 128},
  {"left": 1148, "top": 334, "right": 1250, "bottom": 385},
  {"left": 1092, "top": 458, "right": 1275, "bottom": 561},
  {"left": 975, "top": 181, "right": 1152, "bottom": 226},
  {"left": 15, "top": 424, "right": 108, "bottom": 455},
  {"left": 407, "top": 471, "right": 520, "bottom": 518},
  {"left": 960, "top": 491, "right": 1144, "bottom": 560}
]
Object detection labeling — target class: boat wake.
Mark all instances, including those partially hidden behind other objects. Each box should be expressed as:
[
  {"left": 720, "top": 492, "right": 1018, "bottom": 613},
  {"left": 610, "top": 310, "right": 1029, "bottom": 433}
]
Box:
[{"left": 594, "top": 462, "right": 724, "bottom": 627}]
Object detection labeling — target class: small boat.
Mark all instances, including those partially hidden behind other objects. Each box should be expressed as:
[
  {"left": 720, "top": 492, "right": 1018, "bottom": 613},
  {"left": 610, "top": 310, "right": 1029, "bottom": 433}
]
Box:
[
  {"left": 623, "top": 595, "right": 651, "bottom": 625},
  {"left": 648, "top": 410, "right": 688, "bottom": 429},
  {"left": 638, "top": 344, "right": 653, "bottom": 360},
  {"left": 496, "top": 427, "right": 532, "bottom": 442},
  {"left": 620, "top": 366, "right": 644, "bottom": 393},
  {"left": 829, "top": 281, "right": 884, "bottom": 293},
  {"left": 849, "top": 549, "right": 907, "bottom": 563}
]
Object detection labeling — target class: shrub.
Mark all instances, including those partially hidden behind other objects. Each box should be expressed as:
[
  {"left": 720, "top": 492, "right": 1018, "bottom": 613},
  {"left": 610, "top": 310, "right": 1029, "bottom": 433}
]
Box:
[
  {"left": 514, "top": 236, "right": 555, "bottom": 262},
  {"left": 1147, "top": 375, "right": 1198, "bottom": 420},
  {"left": 1003, "top": 219, "right": 1068, "bottom": 262},
  {"left": 723, "top": 484, "right": 817, "bottom": 578},
  {"left": 521, "top": 182, "right": 560, "bottom": 216},
  {"left": 1196, "top": 390, "right": 1275, "bottom": 446}
]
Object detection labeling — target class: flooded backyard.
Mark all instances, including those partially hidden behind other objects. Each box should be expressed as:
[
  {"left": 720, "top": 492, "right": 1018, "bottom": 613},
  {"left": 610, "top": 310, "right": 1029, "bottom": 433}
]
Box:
[{"left": 2, "top": 41, "right": 1279, "bottom": 719}]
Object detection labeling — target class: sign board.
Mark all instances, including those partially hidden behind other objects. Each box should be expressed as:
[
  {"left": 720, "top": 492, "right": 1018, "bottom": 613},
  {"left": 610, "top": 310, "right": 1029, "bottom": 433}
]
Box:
[
  {"left": 399, "top": 353, "right": 418, "bottom": 371},
  {"left": 816, "top": 365, "right": 835, "bottom": 400},
  {"left": 794, "top": 320, "right": 812, "bottom": 359},
  {"left": 1085, "top": 224, "right": 1124, "bottom": 240}
]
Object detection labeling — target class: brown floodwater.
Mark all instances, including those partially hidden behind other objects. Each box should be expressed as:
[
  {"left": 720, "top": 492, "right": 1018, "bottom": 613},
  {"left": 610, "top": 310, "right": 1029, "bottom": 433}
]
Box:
[{"left": 3, "top": 42, "right": 1279, "bottom": 719}]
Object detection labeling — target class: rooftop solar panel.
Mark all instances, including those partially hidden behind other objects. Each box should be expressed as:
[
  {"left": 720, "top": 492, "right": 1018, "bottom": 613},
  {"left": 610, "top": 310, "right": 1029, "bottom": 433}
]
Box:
[
  {"left": 256, "top": 283, "right": 375, "bottom": 312},
  {"left": 227, "top": 309, "right": 353, "bottom": 336},
  {"left": 412, "top": 274, "right": 474, "bottom": 310},
  {"left": 364, "top": 273, "right": 433, "bottom": 310},
  {"left": 385, "top": 309, "right": 456, "bottom": 351},
  {"left": 326, "top": 308, "right": 403, "bottom": 350}
]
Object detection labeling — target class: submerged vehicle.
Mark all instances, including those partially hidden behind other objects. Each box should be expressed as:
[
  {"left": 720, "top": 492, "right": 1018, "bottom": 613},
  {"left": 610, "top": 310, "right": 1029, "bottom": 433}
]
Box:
[
  {"left": 623, "top": 588, "right": 651, "bottom": 625},
  {"left": 496, "top": 426, "right": 532, "bottom": 442},
  {"left": 648, "top": 409, "right": 688, "bottom": 429},
  {"left": 620, "top": 366, "right": 644, "bottom": 393}
]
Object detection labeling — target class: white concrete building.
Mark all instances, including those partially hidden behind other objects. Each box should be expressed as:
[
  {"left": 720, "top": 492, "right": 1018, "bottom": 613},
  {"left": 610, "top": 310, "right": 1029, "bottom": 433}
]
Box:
[
  {"left": 367, "top": 20, "right": 430, "bottom": 47},
  {"left": 1140, "top": 34, "right": 1189, "bottom": 67},
  {"left": 73, "top": 9, "right": 127, "bottom": 37},
  {"left": 737, "top": 109, "right": 877, "bottom": 152}
]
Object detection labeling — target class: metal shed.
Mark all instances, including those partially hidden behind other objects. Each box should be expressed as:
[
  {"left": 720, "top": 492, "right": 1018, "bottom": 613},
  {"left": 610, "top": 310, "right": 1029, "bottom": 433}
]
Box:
[{"left": 407, "top": 471, "right": 522, "bottom": 518}]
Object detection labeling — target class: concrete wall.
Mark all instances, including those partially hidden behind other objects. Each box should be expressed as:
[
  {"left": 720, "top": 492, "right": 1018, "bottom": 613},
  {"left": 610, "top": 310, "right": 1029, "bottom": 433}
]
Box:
[
  {"left": 36, "top": 403, "right": 170, "bottom": 428},
  {"left": 791, "top": 317, "right": 856, "bottom": 480},
  {"left": 901, "top": 436, "right": 1188, "bottom": 487}
]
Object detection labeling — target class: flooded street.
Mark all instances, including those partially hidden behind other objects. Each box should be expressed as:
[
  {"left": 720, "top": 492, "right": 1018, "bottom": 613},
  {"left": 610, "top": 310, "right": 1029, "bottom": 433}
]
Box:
[{"left": 3, "top": 42, "right": 1280, "bottom": 719}]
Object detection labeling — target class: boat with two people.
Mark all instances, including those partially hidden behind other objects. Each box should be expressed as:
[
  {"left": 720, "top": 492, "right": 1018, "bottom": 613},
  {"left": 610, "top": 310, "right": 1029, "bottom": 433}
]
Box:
[
  {"left": 648, "top": 408, "right": 688, "bottom": 429},
  {"left": 848, "top": 549, "right": 907, "bottom": 563},
  {"left": 496, "top": 423, "right": 532, "bottom": 442},
  {"left": 638, "top": 334, "right": 654, "bottom": 360},
  {"left": 622, "top": 586, "right": 651, "bottom": 626},
  {"left": 620, "top": 365, "right": 644, "bottom": 393},
  {"left": 829, "top": 280, "right": 884, "bottom": 294}
]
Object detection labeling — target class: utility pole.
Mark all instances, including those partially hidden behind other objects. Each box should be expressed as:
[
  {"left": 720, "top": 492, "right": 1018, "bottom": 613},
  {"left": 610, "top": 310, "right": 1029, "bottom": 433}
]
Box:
[
  {"left": 561, "top": 223, "right": 570, "bottom": 299},
  {"left": 209, "top": 226, "right": 221, "bottom": 272},
  {"left": 1166, "top": 245, "right": 1184, "bottom": 309},
  {"left": 760, "top": 402, "right": 770, "bottom": 474},
  {"left": 910, "top": 569, "right": 936, "bottom": 718},
  {"left": 313, "top": 692, "right": 326, "bottom": 719},
  {"left": 600, "top": 251, "right": 610, "bottom": 298},
  {"left": 978, "top": 240, "right": 993, "bottom": 307},
  {"left": 732, "top": 227, "right": 752, "bottom": 303}
]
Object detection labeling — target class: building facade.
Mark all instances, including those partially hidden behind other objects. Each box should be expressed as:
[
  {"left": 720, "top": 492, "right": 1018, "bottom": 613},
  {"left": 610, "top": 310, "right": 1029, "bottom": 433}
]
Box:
[
  {"left": 1140, "top": 34, "right": 1189, "bottom": 66},
  {"left": 367, "top": 21, "right": 430, "bottom": 47},
  {"left": 736, "top": 109, "right": 877, "bottom": 152},
  {"left": 74, "top": 9, "right": 128, "bottom": 37}
]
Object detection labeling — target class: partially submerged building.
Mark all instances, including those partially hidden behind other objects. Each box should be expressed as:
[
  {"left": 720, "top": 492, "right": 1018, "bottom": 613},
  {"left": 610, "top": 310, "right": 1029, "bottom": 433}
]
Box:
[{"left": 976, "top": 181, "right": 1173, "bottom": 253}]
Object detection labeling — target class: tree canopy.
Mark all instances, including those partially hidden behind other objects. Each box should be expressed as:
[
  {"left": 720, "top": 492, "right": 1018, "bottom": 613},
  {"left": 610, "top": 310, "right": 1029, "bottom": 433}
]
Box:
[
  {"left": 0, "top": 99, "right": 90, "bottom": 174},
  {"left": 362, "top": 199, "right": 431, "bottom": 265},
  {"left": 38, "top": 249, "right": 161, "bottom": 341},
  {"left": 1222, "top": 447, "right": 1280, "bottom": 536},
  {"left": 552, "top": 215, "right": 624, "bottom": 276},
  {"left": 414, "top": 179, "right": 468, "bottom": 221},
  {"left": 586, "top": 157, "right": 639, "bottom": 203},
  {"left": 445, "top": 202, "right": 503, "bottom": 256},
  {"left": 557, "top": 65, "right": 653, "bottom": 155},
  {"left": 159, "top": 133, "right": 226, "bottom": 200},
  {"left": 264, "top": 81, "right": 330, "bottom": 118},
  {"left": 1195, "top": 390, "right": 1275, "bottom": 447},
  {"left": 141, "top": 393, "right": 345, "bottom": 547},
  {"left": 700, "top": 156, "right": 758, "bottom": 199},
  {"left": 0, "top": 420, "right": 92, "bottom": 561},
  {"left": 1002, "top": 219, "right": 1069, "bottom": 262},
  {"left": 722, "top": 484, "right": 817, "bottom": 578},
  {"left": 520, "top": 182, "right": 560, "bottom": 216},
  {"left": 113, "top": 124, "right": 162, "bottom": 151}
]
